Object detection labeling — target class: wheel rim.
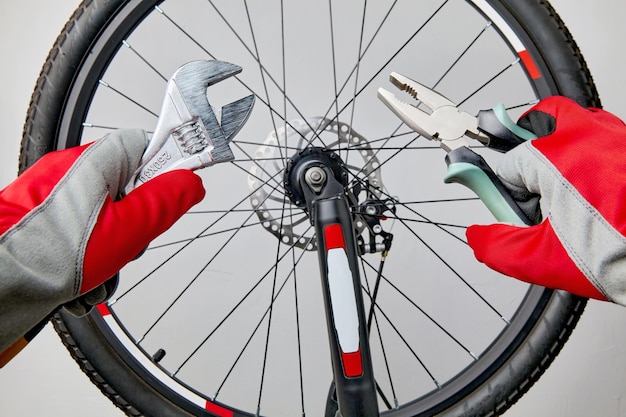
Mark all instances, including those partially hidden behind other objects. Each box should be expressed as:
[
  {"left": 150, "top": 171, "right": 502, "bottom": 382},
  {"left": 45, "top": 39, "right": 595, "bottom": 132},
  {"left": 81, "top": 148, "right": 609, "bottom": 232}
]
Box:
[{"left": 56, "top": 1, "right": 558, "bottom": 415}]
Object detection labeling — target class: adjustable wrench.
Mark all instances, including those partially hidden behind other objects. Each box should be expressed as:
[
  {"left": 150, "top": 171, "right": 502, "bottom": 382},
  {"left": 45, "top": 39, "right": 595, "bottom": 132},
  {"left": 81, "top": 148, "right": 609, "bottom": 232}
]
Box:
[{"left": 127, "top": 59, "right": 255, "bottom": 191}]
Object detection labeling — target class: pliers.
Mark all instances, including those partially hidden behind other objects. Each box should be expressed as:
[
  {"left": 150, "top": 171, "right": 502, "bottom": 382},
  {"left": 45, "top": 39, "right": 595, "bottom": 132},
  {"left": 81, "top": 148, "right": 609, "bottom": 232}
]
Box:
[{"left": 377, "top": 72, "right": 536, "bottom": 226}]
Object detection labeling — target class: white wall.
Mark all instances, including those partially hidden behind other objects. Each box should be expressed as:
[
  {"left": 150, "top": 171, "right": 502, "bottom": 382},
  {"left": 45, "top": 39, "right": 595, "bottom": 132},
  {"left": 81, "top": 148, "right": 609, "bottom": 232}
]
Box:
[{"left": 0, "top": 1, "right": 625, "bottom": 416}]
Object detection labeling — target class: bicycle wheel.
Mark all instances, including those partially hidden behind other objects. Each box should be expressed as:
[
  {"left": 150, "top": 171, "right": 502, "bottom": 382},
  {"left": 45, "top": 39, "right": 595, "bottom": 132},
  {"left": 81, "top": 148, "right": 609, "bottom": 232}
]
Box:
[{"left": 21, "top": 0, "right": 599, "bottom": 416}]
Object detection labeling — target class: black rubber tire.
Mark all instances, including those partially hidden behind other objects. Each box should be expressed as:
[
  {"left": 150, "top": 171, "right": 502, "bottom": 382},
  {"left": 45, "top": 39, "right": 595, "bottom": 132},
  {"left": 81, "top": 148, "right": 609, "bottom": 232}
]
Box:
[{"left": 19, "top": 0, "right": 599, "bottom": 416}]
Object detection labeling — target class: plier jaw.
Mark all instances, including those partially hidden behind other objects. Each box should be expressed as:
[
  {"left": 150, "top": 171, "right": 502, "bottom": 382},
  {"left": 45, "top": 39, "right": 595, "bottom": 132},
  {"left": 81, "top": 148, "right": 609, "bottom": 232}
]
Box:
[{"left": 377, "top": 72, "right": 488, "bottom": 152}]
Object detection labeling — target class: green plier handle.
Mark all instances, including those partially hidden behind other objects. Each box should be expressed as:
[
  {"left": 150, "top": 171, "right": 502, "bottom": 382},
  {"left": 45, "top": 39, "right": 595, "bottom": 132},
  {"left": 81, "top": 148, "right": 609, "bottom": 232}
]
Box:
[{"left": 445, "top": 105, "right": 537, "bottom": 226}]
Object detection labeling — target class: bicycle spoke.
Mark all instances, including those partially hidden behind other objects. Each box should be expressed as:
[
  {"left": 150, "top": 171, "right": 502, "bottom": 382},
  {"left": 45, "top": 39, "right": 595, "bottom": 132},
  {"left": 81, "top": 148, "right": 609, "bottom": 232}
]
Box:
[
  {"left": 147, "top": 220, "right": 266, "bottom": 250},
  {"left": 210, "top": 244, "right": 308, "bottom": 407},
  {"left": 113, "top": 167, "right": 287, "bottom": 301},
  {"left": 319, "top": 0, "right": 450, "bottom": 130},
  {"left": 375, "top": 381, "right": 394, "bottom": 411},
  {"left": 390, "top": 217, "right": 469, "bottom": 230},
  {"left": 458, "top": 58, "right": 524, "bottom": 106},
  {"left": 372, "top": 318, "right": 398, "bottom": 410},
  {"left": 279, "top": 0, "right": 290, "bottom": 174},
  {"left": 346, "top": 170, "right": 469, "bottom": 245},
  {"left": 361, "top": 254, "right": 400, "bottom": 410},
  {"left": 137, "top": 205, "right": 270, "bottom": 343},
  {"left": 175, "top": 230, "right": 313, "bottom": 376},
  {"left": 241, "top": 0, "right": 286, "bottom": 168},
  {"left": 402, "top": 198, "right": 479, "bottom": 205},
  {"left": 375, "top": 214, "right": 510, "bottom": 323},
  {"left": 345, "top": 0, "right": 368, "bottom": 165},
  {"left": 366, "top": 257, "right": 385, "bottom": 333},
  {"left": 507, "top": 99, "right": 540, "bottom": 111},
  {"left": 256, "top": 196, "right": 289, "bottom": 414},
  {"left": 204, "top": 1, "right": 327, "bottom": 148},
  {"left": 289, "top": 211, "right": 307, "bottom": 416},
  {"left": 361, "top": 258, "right": 479, "bottom": 361},
  {"left": 366, "top": 290, "right": 441, "bottom": 389},
  {"left": 328, "top": 0, "right": 342, "bottom": 149},
  {"left": 206, "top": 210, "right": 311, "bottom": 412},
  {"left": 97, "top": 79, "right": 158, "bottom": 117},
  {"left": 233, "top": 144, "right": 286, "bottom": 190},
  {"left": 312, "top": 0, "right": 401, "bottom": 140},
  {"left": 121, "top": 39, "right": 168, "bottom": 82},
  {"left": 81, "top": 123, "right": 122, "bottom": 131},
  {"left": 154, "top": 5, "right": 299, "bottom": 141},
  {"left": 211, "top": 299, "right": 270, "bottom": 401},
  {"left": 431, "top": 22, "right": 492, "bottom": 90}
]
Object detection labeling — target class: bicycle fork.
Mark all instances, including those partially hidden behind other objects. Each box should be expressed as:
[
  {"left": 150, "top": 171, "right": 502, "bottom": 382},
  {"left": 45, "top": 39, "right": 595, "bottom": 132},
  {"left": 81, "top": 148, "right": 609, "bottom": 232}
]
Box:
[{"left": 285, "top": 148, "right": 379, "bottom": 417}]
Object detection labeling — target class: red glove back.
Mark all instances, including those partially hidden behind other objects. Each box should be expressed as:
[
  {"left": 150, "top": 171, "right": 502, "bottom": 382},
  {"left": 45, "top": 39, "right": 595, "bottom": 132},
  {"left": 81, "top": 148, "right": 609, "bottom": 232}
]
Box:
[{"left": 467, "top": 97, "right": 626, "bottom": 304}]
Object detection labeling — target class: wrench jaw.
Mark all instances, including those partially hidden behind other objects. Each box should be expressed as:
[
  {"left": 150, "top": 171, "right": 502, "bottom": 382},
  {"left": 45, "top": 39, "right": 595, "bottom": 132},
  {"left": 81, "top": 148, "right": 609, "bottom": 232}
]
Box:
[
  {"left": 127, "top": 60, "right": 255, "bottom": 192},
  {"left": 220, "top": 94, "right": 256, "bottom": 143}
]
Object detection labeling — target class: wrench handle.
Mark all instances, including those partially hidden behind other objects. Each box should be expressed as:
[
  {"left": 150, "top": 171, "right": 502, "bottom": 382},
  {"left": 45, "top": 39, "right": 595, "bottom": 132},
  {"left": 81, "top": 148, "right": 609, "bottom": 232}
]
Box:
[{"left": 444, "top": 147, "right": 533, "bottom": 226}]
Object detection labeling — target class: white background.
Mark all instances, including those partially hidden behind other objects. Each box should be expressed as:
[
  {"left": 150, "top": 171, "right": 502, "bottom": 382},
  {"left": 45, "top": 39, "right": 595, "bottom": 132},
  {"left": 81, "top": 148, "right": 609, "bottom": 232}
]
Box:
[{"left": 1, "top": 1, "right": 626, "bottom": 416}]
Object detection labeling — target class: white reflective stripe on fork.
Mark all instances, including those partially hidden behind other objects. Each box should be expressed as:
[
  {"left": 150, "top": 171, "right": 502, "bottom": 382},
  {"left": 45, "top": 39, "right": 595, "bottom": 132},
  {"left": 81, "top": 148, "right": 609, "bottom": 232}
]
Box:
[{"left": 325, "top": 224, "right": 360, "bottom": 354}]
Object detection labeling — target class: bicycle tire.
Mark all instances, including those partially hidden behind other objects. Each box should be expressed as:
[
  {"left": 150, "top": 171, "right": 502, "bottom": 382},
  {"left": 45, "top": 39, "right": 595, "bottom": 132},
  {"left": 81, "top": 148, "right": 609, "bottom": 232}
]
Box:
[{"left": 20, "top": 0, "right": 599, "bottom": 416}]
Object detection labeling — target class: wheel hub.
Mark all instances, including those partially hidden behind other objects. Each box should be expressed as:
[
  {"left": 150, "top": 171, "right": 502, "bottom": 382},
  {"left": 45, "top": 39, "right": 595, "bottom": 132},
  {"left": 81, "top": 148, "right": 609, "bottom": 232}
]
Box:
[{"left": 283, "top": 146, "right": 348, "bottom": 210}]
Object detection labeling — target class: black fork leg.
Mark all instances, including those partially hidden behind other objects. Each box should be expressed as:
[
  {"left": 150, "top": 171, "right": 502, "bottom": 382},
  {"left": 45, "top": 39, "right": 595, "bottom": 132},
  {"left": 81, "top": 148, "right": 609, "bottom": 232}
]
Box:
[{"left": 299, "top": 163, "right": 379, "bottom": 417}]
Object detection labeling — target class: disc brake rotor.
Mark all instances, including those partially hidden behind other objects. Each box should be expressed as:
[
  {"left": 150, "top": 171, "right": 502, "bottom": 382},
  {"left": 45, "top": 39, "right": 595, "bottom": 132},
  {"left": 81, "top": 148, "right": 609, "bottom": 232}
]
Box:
[{"left": 248, "top": 117, "right": 383, "bottom": 250}]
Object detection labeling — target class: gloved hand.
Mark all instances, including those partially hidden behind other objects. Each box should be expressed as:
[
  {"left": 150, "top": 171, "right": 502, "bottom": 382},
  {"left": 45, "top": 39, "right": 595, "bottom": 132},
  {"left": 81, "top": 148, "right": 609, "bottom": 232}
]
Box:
[
  {"left": 466, "top": 96, "right": 626, "bottom": 305},
  {"left": 0, "top": 129, "right": 205, "bottom": 352}
]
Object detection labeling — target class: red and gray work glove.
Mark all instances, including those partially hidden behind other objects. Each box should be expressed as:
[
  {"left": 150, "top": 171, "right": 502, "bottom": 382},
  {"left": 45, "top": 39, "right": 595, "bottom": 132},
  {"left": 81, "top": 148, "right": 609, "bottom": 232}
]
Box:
[
  {"left": 0, "top": 129, "right": 205, "bottom": 352},
  {"left": 467, "top": 96, "right": 626, "bottom": 305}
]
